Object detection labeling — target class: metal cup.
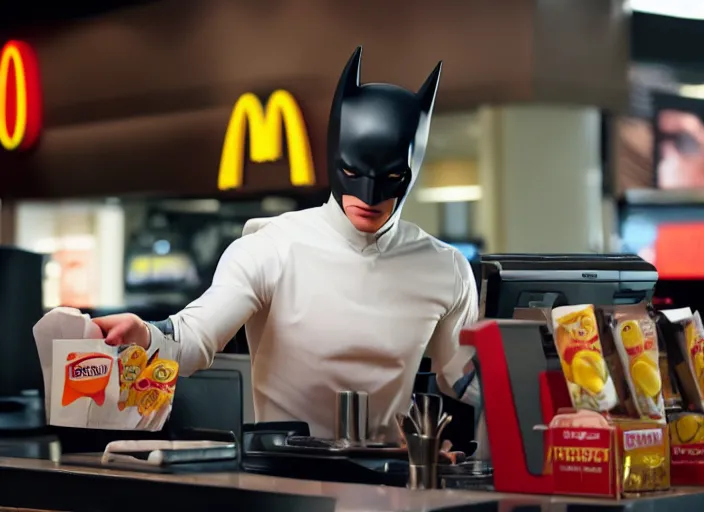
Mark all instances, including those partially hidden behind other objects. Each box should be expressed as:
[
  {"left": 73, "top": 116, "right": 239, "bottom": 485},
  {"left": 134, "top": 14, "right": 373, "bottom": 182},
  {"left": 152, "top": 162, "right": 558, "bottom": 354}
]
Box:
[
  {"left": 409, "top": 463, "right": 438, "bottom": 490},
  {"left": 405, "top": 433, "right": 441, "bottom": 489},
  {"left": 334, "top": 390, "right": 368, "bottom": 444}
]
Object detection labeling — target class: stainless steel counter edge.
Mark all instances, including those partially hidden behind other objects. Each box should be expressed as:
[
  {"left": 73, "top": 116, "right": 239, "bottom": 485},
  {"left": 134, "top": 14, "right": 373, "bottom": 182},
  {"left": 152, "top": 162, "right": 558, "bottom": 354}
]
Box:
[
  {"left": 0, "top": 456, "right": 499, "bottom": 512},
  {"left": 2, "top": 457, "right": 704, "bottom": 511}
]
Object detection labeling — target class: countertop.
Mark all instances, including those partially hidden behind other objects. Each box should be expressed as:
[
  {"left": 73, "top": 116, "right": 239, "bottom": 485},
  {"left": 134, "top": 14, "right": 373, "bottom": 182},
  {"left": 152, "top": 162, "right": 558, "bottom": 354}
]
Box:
[
  {"left": 2, "top": 456, "right": 704, "bottom": 511},
  {"left": 0, "top": 456, "right": 498, "bottom": 512}
]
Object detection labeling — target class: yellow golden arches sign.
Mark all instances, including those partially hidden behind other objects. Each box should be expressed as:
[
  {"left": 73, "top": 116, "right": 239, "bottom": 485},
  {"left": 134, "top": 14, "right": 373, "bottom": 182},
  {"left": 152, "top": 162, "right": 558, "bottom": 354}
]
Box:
[
  {"left": 218, "top": 90, "right": 316, "bottom": 191},
  {"left": 0, "top": 40, "right": 43, "bottom": 152}
]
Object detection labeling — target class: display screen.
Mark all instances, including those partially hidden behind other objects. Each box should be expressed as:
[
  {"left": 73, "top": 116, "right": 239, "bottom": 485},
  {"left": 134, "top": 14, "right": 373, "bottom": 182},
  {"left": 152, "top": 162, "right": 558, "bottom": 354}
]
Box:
[
  {"left": 448, "top": 242, "right": 480, "bottom": 261},
  {"left": 126, "top": 253, "right": 199, "bottom": 287},
  {"left": 615, "top": 116, "right": 654, "bottom": 195},
  {"left": 653, "top": 93, "right": 704, "bottom": 189},
  {"left": 620, "top": 204, "right": 704, "bottom": 279}
]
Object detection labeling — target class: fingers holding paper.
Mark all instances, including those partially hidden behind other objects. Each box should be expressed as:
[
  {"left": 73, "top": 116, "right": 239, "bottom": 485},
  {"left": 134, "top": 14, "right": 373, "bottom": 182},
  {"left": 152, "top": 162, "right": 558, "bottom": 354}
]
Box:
[{"left": 93, "top": 314, "right": 151, "bottom": 348}]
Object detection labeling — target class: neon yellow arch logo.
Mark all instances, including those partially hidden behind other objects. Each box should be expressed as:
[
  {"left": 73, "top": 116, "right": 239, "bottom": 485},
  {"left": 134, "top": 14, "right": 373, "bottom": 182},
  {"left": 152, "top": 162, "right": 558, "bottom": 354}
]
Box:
[
  {"left": 0, "top": 40, "right": 42, "bottom": 151},
  {"left": 218, "top": 90, "right": 316, "bottom": 190}
]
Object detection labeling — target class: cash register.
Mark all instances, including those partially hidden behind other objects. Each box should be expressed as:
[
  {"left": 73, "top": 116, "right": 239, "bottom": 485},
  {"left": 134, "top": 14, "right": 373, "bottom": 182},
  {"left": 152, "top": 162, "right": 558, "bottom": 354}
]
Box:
[
  {"left": 480, "top": 253, "right": 658, "bottom": 318},
  {"left": 462, "top": 253, "right": 659, "bottom": 494}
]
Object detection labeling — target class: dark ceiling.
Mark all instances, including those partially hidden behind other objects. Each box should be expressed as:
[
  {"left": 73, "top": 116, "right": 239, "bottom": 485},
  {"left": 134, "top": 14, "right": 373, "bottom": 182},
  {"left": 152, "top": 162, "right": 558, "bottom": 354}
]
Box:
[
  {"left": 0, "top": 1, "right": 159, "bottom": 31},
  {"left": 0, "top": 6, "right": 701, "bottom": 73},
  {"left": 632, "top": 11, "right": 704, "bottom": 72}
]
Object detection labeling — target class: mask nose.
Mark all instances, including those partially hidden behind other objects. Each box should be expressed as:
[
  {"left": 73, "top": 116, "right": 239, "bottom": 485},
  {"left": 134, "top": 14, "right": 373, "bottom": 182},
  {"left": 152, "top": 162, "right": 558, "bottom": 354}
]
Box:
[
  {"left": 359, "top": 176, "right": 388, "bottom": 206},
  {"left": 357, "top": 176, "right": 375, "bottom": 206}
]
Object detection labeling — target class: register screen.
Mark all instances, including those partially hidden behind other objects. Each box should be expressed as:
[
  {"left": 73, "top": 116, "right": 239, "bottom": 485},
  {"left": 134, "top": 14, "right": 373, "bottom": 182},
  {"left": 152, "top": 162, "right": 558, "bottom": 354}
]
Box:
[
  {"left": 655, "top": 222, "right": 704, "bottom": 279},
  {"left": 621, "top": 204, "right": 704, "bottom": 279}
]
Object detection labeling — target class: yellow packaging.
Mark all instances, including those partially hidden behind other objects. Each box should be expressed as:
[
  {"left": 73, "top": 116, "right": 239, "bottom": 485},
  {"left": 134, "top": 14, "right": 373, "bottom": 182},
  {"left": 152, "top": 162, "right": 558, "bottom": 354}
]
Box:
[
  {"left": 117, "top": 347, "right": 178, "bottom": 420},
  {"left": 118, "top": 345, "right": 148, "bottom": 411},
  {"left": 670, "top": 412, "right": 704, "bottom": 446},
  {"left": 657, "top": 308, "right": 704, "bottom": 412},
  {"left": 552, "top": 305, "right": 619, "bottom": 412},
  {"left": 610, "top": 305, "right": 665, "bottom": 421},
  {"left": 683, "top": 312, "right": 704, "bottom": 397},
  {"left": 596, "top": 308, "right": 640, "bottom": 419},
  {"left": 669, "top": 411, "right": 704, "bottom": 486},
  {"left": 620, "top": 422, "right": 670, "bottom": 494},
  {"left": 132, "top": 359, "right": 179, "bottom": 417}
]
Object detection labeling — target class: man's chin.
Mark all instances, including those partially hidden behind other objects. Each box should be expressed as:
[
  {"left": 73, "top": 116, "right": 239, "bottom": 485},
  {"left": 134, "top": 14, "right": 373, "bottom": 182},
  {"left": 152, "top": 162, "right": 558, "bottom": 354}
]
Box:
[{"left": 349, "top": 216, "right": 382, "bottom": 233}]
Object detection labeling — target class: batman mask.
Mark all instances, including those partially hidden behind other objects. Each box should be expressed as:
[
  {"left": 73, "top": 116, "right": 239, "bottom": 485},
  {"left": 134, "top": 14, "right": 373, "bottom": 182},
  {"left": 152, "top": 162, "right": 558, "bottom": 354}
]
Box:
[{"left": 328, "top": 46, "right": 442, "bottom": 210}]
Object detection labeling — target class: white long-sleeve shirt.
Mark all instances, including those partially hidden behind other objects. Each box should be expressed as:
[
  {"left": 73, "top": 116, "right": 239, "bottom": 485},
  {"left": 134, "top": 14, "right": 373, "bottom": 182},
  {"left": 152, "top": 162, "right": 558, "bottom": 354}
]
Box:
[{"left": 146, "top": 196, "right": 479, "bottom": 439}]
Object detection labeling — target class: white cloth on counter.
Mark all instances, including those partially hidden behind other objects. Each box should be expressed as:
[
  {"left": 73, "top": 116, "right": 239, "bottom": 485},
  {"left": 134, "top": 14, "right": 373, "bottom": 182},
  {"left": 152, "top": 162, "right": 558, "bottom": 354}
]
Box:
[
  {"left": 146, "top": 195, "right": 480, "bottom": 440},
  {"left": 102, "top": 440, "right": 231, "bottom": 466}
]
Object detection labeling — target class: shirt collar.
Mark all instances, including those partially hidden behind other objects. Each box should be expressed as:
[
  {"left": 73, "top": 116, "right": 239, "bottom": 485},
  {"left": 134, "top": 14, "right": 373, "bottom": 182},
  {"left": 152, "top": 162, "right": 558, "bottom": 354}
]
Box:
[{"left": 321, "top": 196, "right": 399, "bottom": 253}]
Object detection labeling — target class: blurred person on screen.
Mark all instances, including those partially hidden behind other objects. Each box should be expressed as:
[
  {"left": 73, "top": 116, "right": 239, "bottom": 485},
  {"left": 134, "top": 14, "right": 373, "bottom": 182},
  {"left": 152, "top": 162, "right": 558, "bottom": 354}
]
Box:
[
  {"left": 657, "top": 110, "right": 704, "bottom": 189},
  {"left": 616, "top": 117, "right": 654, "bottom": 194}
]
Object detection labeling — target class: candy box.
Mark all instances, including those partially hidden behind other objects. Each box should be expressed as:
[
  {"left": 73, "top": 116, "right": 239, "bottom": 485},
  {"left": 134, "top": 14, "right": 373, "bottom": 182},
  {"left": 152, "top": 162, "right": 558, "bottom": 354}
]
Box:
[
  {"left": 49, "top": 339, "right": 179, "bottom": 431},
  {"left": 669, "top": 411, "right": 704, "bottom": 485},
  {"left": 546, "top": 410, "right": 670, "bottom": 498}
]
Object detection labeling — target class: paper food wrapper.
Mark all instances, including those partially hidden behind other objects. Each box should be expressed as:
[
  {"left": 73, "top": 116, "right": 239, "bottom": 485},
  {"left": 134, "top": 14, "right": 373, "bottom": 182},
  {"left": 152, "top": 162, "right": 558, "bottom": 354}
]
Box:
[
  {"left": 33, "top": 307, "right": 102, "bottom": 417},
  {"left": 34, "top": 308, "right": 179, "bottom": 431}
]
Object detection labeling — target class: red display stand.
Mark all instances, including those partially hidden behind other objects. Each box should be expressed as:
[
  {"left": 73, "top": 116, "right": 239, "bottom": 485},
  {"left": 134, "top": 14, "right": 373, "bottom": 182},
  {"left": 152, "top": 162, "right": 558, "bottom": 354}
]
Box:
[{"left": 460, "top": 320, "right": 571, "bottom": 495}]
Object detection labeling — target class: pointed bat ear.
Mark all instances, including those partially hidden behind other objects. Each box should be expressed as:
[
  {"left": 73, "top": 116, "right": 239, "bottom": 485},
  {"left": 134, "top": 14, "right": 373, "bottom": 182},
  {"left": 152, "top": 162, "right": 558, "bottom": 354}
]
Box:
[
  {"left": 334, "top": 46, "right": 363, "bottom": 100},
  {"left": 417, "top": 61, "right": 442, "bottom": 114}
]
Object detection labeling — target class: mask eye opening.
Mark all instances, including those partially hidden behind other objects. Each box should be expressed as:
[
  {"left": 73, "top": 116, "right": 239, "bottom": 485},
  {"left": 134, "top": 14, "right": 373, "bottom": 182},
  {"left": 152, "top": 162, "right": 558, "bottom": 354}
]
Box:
[
  {"left": 342, "top": 168, "right": 359, "bottom": 178},
  {"left": 387, "top": 169, "right": 409, "bottom": 181}
]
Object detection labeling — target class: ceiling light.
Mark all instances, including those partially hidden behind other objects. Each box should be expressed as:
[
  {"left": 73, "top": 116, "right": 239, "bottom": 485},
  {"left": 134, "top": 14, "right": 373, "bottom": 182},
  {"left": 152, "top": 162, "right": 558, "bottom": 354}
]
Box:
[
  {"left": 680, "top": 84, "right": 704, "bottom": 99},
  {"left": 416, "top": 185, "right": 483, "bottom": 203},
  {"left": 631, "top": 0, "right": 704, "bottom": 20}
]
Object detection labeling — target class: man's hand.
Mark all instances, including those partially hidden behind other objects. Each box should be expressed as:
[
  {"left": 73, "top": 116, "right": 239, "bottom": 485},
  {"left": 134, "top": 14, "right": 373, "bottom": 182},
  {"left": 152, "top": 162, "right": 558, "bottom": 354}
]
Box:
[
  {"left": 93, "top": 314, "right": 150, "bottom": 349},
  {"left": 399, "top": 437, "right": 464, "bottom": 464},
  {"left": 440, "top": 440, "right": 465, "bottom": 465}
]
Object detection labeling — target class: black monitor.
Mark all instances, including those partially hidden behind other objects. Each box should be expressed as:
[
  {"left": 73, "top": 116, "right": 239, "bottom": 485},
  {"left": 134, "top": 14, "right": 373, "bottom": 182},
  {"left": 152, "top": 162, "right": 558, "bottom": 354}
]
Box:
[
  {"left": 168, "top": 368, "right": 244, "bottom": 444},
  {"left": 480, "top": 253, "right": 659, "bottom": 319},
  {"left": 0, "top": 247, "right": 44, "bottom": 398}
]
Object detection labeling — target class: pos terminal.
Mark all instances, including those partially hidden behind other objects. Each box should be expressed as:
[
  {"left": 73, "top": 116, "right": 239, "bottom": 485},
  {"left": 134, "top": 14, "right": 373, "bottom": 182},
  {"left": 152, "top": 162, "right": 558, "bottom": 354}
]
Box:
[{"left": 462, "top": 254, "right": 659, "bottom": 494}]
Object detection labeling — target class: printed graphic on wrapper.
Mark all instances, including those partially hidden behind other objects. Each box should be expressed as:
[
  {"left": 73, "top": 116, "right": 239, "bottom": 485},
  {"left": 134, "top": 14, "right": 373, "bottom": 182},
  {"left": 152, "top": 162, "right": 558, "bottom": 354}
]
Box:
[
  {"left": 670, "top": 411, "right": 704, "bottom": 465},
  {"left": 50, "top": 339, "right": 179, "bottom": 431},
  {"left": 612, "top": 313, "right": 666, "bottom": 421},
  {"left": 621, "top": 428, "right": 670, "bottom": 493},
  {"left": 119, "top": 346, "right": 179, "bottom": 418},
  {"left": 62, "top": 352, "right": 114, "bottom": 406},
  {"left": 552, "top": 305, "right": 619, "bottom": 412},
  {"left": 118, "top": 345, "right": 148, "bottom": 410},
  {"left": 683, "top": 312, "right": 704, "bottom": 402}
]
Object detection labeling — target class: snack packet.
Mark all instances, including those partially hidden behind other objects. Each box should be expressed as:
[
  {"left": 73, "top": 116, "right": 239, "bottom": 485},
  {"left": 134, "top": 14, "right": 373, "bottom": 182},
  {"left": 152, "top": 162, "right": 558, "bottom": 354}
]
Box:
[
  {"left": 609, "top": 304, "right": 665, "bottom": 421},
  {"left": 659, "top": 338, "right": 682, "bottom": 412},
  {"left": 595, "top": 308, "right": 639, "bottom": 418},
  {"left": 50, "top": 339, "right": 178, "bottom": 430},
  {"left": 683, "top": 312, "right": 704, "bottom": 391},
  {"left": 670, "top": 411, "right": 704, "bottom": 446},
  {"left": 656, "top": 309, "right": 704, "bottom": 412},
  {"left": 653, "top": 315, "right": 683, "bottom": 411},
  {"left": 552, "top": 304, "right": 619, "bottom": 412}
]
